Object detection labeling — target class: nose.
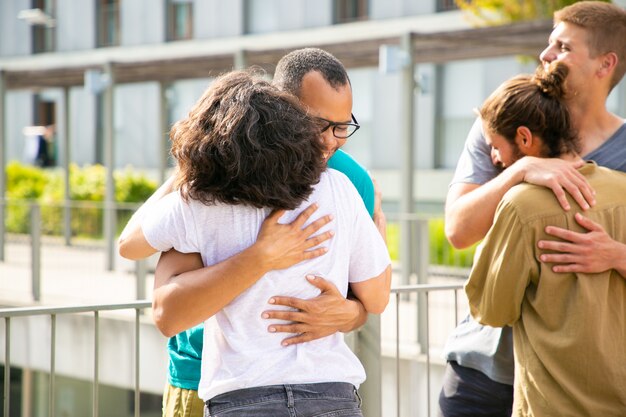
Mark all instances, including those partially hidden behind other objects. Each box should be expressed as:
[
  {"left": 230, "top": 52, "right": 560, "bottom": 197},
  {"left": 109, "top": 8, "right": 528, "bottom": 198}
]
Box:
[
  {"left": 321, "top": 129, "right": 337, "bottom": 152},
  {"left": 490, "top": 148, "right": 502, "bottom": 168},
  {"left": 540, "top": 45, "right": 555, "bottom": 64}
]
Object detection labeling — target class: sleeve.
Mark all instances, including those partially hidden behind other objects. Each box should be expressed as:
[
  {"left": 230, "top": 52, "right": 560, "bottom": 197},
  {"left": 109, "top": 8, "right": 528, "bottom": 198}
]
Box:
[
  {"left": 327, "top": 149, "right": 375, "bottom": 217},
  {"left": 340, "top": 176, "right": 391, "bottom": 283},
  {"left": 450, "top": 118, "right": 502, "bottom": 186},
  {"left": 464, "top": 196, "right": 538, "bottom": 327},
  {"left": 141, "top": 192, "right": 200, "bottom": 254}
]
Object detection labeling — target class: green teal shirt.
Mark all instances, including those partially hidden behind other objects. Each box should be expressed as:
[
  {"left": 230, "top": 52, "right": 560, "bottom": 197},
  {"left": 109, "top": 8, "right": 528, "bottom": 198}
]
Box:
[{"left": 167, "top": 148, "right": 375, "bottom": 390}]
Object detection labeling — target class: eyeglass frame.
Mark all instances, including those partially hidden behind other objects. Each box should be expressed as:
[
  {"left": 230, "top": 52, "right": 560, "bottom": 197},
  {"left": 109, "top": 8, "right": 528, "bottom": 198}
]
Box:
[{"left": 316, "top": 113, "right": 360, "bottom": 139}]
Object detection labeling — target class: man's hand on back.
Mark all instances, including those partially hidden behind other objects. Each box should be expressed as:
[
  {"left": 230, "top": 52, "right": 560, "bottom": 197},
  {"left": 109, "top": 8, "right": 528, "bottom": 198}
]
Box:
[
  {"left": 538, "top": 212, "right": 626, "bottom": 277},
  {"left": 518, "top": 157, "right": 595, "bottom": 211},
  {"left": 262, "top": 276, "right": 366, "bottom": 346}
]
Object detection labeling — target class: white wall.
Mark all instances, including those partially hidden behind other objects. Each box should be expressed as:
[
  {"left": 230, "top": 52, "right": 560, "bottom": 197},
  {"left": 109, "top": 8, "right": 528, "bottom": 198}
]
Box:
[
  {"left": 246, "top": 0, "right": 332, "bottom": 33},
  {"left": 195, "top": 0, "right": 245, "bottom": 38},
  {"left": 370, "top": 0, "right": 436, "bottom": 19},
  {"left": 0, "top": 0, "right": 32, "bottom": 57},
  {"left": 121, "top": 0, "right": 166, "bottom": 46},
  {"left": 56, "top": 0, "right": 96, "bottom": 51}
]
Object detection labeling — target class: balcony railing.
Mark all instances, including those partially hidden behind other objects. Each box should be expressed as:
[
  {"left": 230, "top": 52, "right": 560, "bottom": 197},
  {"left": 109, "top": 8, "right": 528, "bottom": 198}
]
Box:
[
  {"left": 1, "top": 301, "right": 151, "bottom": 417},
  {"left": 0, "top": 197, "right": 470, "bottom": 416},
  {"left": 0, "top": 282, "right": 467, "bottom": 417}
]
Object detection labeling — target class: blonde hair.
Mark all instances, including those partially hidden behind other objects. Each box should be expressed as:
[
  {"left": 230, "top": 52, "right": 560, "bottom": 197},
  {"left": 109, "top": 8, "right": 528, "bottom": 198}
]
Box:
[{"left": 555, "top": 1, "right": 626, "bottom": 90}]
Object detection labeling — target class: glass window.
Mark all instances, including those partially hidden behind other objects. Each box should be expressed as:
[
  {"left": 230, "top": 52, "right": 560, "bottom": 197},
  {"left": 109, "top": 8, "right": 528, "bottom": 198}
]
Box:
[
  {"left": 32, "top": 0, "right": 56, "bottom": 53},
  {"left": 97, "top": 0, "right": 120, "bottom": 47},
  {"left": 167, "top": 0, "right": 193, "bottom": 41},
  {"left": 334, "top": 0, "right": 368, "bottom": 24},
  {"left": 436, "top": 0, "right": 459, "bottom": 12}
]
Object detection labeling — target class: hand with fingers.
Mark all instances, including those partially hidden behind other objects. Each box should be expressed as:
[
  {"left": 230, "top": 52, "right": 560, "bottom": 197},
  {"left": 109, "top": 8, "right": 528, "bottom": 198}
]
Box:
[
  {"left": 256, "top": 203, "right": 335, "bottom": 271},
  {"left": 538, "top": 212, "right": 626, "bottom": 277},
  {"left": 519, "top": 157, "right": 596, "bottom": 211},
  {"left": 262, "top": 275, "right": 367, "bottom": 346}
]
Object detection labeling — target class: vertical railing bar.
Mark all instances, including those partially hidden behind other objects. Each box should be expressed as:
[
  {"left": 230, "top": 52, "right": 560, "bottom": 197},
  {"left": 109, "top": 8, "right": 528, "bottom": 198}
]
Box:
[
  {"left": 93, "top": 311, "right": 99, "bottom": 417},
  {"left": 454, "top": 289, "right": 459, "bottom": 325},
  {"left": 4, "top": 317, "right": 10, "bottom": 417},
  {"left": 396, "top": 292, "right": 400, "bottom": 417},
  {"left": 134, "top": 308, "right": 140, "bottom": 417},
  {"left": 50, "top": 314, "right": 56, "bottom": 417},
  {"left": 31, "top": 203, "right": 41, "bottom": 302},
  {"left": 425, "top": 291, "right": 431, "bottom": 417}
]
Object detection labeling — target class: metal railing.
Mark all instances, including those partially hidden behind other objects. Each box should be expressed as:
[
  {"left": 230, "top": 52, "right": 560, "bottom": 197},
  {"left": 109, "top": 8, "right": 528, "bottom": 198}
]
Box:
[
  {"left": 0, "top": 198, "right": 148, "bottom": 301},
  {"left": 0, "top": 301, "right": 151, "bottom": 417},
  {"left": 388, "top": 283, "right": 465, "bottom": 417}
]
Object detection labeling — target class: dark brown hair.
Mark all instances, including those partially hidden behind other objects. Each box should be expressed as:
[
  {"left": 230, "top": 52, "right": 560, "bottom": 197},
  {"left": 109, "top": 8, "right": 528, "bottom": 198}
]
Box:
[
  {"left": 555, "top": 1, "right": 626, "bottom": 90},
  {"left": 170, "top": 70, "right": 325, "bottom": 210},
  {"left": 479, "top": 63, "right": 579, "bottom": 158}
]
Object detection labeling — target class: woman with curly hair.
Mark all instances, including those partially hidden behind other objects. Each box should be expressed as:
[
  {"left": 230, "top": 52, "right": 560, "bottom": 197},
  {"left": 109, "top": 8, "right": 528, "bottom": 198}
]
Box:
[{"left": 119, "top": 69, "right": 391, "bottom": 416}]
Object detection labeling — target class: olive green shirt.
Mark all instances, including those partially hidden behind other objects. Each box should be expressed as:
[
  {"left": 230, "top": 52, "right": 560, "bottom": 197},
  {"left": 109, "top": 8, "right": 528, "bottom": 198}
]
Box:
[{"left": 466, "top": 162, "right": 626, "bottom": 417}]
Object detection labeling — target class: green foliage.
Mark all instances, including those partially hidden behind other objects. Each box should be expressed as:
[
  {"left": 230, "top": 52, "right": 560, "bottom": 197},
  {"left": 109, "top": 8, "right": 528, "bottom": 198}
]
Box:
[
  {"left": 386, "top": 219, "right": 477, "bottom": 268},
  {"left": 428, "top": 218, "right": 477, "bottom": 267},
  {"left": 6, "top": 162, "right": 50, "bottom": 233},
  {"left": 5, "top": 161, "right": 157, "bottom": 238},
  {"left": 454, "top": 0, "right": 612, "bottom": 25}
]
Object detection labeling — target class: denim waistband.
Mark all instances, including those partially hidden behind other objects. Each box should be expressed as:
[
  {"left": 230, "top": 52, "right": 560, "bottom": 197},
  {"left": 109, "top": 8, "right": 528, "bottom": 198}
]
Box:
[{"left": 206, "top": 382, "right": 360, "bottom": 411}]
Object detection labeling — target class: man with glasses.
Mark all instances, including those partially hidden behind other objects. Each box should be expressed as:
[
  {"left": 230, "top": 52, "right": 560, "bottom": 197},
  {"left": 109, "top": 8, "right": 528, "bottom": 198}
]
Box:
[{"left": 119, "top": 48, "right": 384, "bottom": 417}]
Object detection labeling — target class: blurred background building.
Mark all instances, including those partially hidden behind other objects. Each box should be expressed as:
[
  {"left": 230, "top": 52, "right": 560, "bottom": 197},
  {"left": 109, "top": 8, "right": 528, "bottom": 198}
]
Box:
[{"left": 1, "top": 1, "right": 625, "bottom": 416}]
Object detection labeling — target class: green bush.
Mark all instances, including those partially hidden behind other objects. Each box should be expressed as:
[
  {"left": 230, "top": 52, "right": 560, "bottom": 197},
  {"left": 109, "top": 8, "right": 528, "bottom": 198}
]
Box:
[
  {"left": 386, "top": 219, "right": 477, "bottom": 268},
  {"left": 5, "top": 161, "right": 157, "bottom": 238},
  {"left": 6, "top": 162, "right": 50, "bottom": 233}
]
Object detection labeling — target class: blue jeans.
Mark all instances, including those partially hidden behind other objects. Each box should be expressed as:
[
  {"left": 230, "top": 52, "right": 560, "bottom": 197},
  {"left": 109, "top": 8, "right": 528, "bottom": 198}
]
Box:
[
  {"left": 437, "top": 361, "right": 513, "bottom": 417},
  {"left": 204, "top": 382, "right": 363, "bottom": 417}
]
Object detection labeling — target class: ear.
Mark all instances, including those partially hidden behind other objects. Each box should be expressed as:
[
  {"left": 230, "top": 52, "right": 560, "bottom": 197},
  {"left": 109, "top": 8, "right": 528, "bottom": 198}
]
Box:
[
  {"left": 597, "top": 52, "right": 618, "bottom": 79},
  {"left": 515, "top": 126, "right": 533, "bottom": 150}
]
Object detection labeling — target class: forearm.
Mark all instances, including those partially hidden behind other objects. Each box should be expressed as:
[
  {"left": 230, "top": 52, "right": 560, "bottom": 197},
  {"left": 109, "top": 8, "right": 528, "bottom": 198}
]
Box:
[
  {"left": 350, "top": 265, "right": 392, "bottom": 315},
  {"left": 153, "top": 244, "right": 273, "bottom": 337},
  {"left": 445, "top": 166, "right": 524, "bottom": 248},
  {"left": 339, "top": 294, "right": 368, "bottom": 333}
]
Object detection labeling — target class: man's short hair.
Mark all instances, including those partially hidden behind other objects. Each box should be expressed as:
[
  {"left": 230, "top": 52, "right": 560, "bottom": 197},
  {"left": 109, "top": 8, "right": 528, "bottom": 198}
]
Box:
[
  {"left": 273, "top": 48, "right": 350, "bottom": 96},
  {"left": 170, "top": 70, "right": 325, "bottom": 210},
  {"left": 555, "top": 1, "right": 626, "bottom": 90}
]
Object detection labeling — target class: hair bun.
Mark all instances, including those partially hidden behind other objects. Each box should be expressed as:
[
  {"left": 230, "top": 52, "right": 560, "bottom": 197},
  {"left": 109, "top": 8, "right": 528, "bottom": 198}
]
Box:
[{"left": 534, "top": 62, "right": 569, "bottom": 99}]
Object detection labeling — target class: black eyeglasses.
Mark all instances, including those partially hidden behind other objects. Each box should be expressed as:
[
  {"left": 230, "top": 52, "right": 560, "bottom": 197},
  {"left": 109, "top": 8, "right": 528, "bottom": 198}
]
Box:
[{"left": 316, "top": 114, "right": 360, "bottom": 139}]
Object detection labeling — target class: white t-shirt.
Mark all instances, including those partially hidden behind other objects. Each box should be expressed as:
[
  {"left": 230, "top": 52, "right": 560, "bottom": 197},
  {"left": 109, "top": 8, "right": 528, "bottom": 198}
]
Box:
[{"left": 143, "top": 168, "right": 391, "bottom": 400}]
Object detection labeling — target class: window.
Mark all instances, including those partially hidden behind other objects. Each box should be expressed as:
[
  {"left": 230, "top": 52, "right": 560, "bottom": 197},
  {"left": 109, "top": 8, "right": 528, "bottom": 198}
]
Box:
[
  {"left": 167, "top": 0, "right": 193, "bottom": 41},
  {"left": 97, "top": 0, "right": 120, "bottom": 47},
  {"left": 334, "top": 0, "right": 368, "bottom": 24},
  {"left": 437, "top": 0, "right": 459, "bottom": 12},
  {"left": 32, "top": 0, "right": 56, "bottom": 53}
]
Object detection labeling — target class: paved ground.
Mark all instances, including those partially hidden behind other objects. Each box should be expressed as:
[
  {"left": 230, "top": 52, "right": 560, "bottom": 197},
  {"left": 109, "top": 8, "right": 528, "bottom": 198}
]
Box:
[{"left": 0, "top": 238, "right": 158, "bottom": 307}]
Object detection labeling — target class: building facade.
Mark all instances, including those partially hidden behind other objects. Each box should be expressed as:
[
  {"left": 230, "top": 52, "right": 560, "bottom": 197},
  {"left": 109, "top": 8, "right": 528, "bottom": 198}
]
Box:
[{"left": 4, "top": 0, "right": 624, "bottom": 211}]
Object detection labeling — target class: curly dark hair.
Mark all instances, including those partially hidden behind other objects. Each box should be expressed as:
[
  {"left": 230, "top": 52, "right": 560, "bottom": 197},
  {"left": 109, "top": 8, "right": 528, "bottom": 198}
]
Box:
[
  {"left": 170, "top": 70, "right": 325, "bottom": 210},
  {"left": 273, "top": 48, "right": 350, "bottom": 96},
  {"left": 479, "top": 62, "right": 580, "bottom": 158}
]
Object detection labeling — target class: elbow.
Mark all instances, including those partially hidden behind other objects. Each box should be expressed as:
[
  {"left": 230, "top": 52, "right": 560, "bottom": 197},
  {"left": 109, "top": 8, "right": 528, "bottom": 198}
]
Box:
[
  {"left": 365, "top": 266, "right": 392, "bottom": 314},
  {"left": 366, "top": 298, "right": 389, "bottom": 315},
  {"left": 152, "top": 298, "right": 181, "bottom": 338},
  {"left": 444, "top": 221, "right": 472, "bottom": 250},
  {"left": 118, "top": 238, "right": 138, "bottom": 260}
]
